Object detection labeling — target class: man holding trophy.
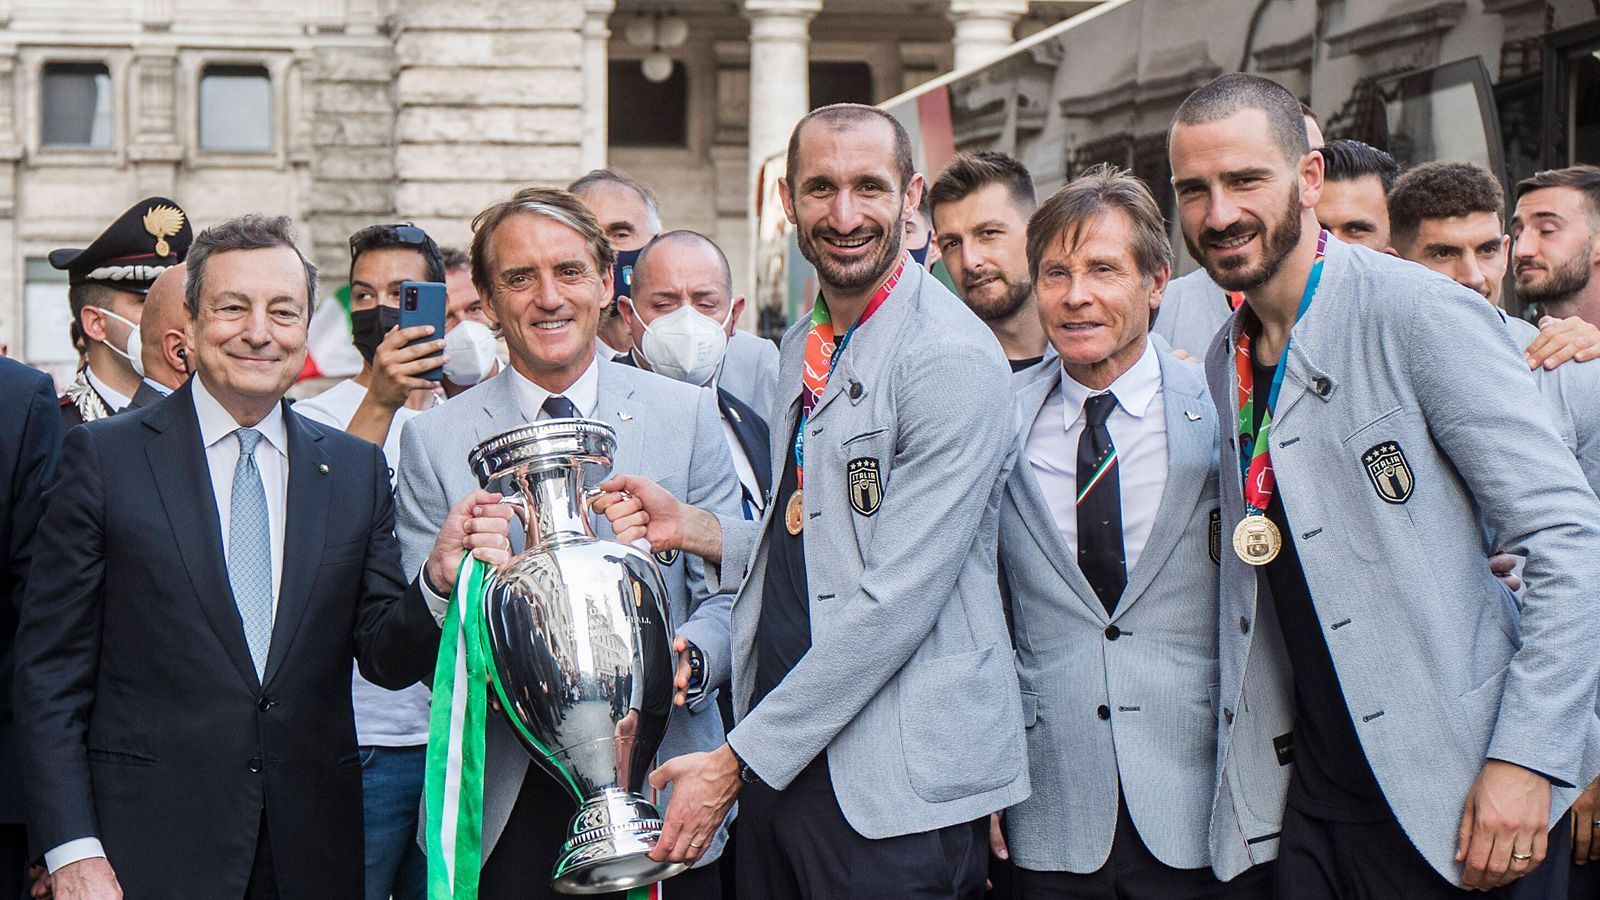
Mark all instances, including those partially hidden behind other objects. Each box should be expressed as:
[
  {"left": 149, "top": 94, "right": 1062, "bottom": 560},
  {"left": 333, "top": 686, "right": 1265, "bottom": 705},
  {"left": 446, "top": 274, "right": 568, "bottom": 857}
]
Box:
[
  {"left": 395, "top": 187, "right": 747, "bottom": 899},
  {"left": 597, "top": 104, "right": 1030, "bottom": 899}
]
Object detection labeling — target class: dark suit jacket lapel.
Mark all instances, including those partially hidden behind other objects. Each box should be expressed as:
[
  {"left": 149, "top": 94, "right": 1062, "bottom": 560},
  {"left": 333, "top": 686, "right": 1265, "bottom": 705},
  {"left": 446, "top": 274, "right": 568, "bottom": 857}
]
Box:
[
  {"left": 143, "top": 381, "right": 260, "bottom": 689},
  {"left": 263, "top": 406, "right": 330, "bottom": 686},
  {"left": 718, "top": 387, "right": 771, "bottom": 495}
]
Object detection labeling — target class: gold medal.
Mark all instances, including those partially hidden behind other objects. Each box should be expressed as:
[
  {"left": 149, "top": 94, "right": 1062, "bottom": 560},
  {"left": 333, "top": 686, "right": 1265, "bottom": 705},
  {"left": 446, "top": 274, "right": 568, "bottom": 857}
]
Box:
[
  {"left": 1232, "top": 515, "right": 1282, "bottom": 566},
  {"left": 785, "top": 489, "right": 804, "bottom": 535}
]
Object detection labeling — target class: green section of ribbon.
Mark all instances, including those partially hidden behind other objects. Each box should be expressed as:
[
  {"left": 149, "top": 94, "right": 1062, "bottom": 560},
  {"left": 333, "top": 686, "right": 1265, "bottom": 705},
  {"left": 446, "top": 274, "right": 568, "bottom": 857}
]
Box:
[{"left": 425, "top": 556, "right": 489, "bottom": 900}]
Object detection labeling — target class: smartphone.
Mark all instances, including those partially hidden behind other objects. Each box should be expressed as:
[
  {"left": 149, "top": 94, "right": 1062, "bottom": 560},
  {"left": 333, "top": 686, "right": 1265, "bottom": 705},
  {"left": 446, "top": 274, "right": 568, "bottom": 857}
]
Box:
[{"left": 399, "top": 280, "right": 447, "bottom": 381}]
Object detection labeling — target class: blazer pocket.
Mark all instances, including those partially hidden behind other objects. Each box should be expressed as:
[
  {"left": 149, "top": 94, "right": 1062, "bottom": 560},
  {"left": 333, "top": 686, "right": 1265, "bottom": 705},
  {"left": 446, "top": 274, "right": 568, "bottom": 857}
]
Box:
[
  {"left": 87, "top": 748, "right": 159, "bottom": 767},
  {"left": 320, "top": 537, "right": 365, "bottom": 567},
  {"left": 898, "top": 643, "right": 1024, "bottom": 803},
  {"left": 841, "top": 426, "right": 887, "bottom": 447}
]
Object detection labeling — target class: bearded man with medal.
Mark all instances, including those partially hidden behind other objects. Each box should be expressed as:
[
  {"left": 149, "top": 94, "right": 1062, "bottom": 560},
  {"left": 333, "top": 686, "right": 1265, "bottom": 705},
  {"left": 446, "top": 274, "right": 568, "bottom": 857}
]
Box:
[
  {"left": 1173, "top": 74, "right": 1600, "bottom": 900},
  {"left": 596, "top": 103, "right": 1027, "bottom": 899}
]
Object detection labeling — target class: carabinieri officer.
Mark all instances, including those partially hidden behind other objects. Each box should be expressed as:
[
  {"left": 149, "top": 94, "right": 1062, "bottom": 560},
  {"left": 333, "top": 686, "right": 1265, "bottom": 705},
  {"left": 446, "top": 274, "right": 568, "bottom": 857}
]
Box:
[{"left": 1171, "top": 73, "right": 1600, "bottom": 898}]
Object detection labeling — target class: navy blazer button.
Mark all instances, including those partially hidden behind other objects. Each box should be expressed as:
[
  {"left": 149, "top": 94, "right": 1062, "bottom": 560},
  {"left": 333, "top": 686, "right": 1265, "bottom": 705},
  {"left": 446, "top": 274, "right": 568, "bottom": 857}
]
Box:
[
  {"left": 1223, "top": 708, "right": 1235, "bottom": 724},
  {"left": 1240, "top": 617, "right": 1250, "bottom": 634},
  {"left": 258, "top": 696, "right": 274, "bottom": 712},
  {"left": 1096, "top": 705, "right": 1110, "bottom": 720},
  {"left": 248, "top": 756, "right": 263, "bottom": 773},
  {"left": 1104, "top": 625, "right": 1121, "bottom": 641},
  {"left": 1314, "top": 377, "right": 1331, "bottom": 396},
  {"left": 848, "top": 381, "right": 862, "bottom": 399}
]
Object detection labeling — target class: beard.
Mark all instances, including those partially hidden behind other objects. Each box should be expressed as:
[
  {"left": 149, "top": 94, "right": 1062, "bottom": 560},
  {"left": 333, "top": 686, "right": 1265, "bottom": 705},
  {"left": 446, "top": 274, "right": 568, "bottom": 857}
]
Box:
[
  {"left": 1185, "top": 187, "right": 1304, "bottom": 292},
  {"left": 1516, "top": 247, "right": 1592, "bottom": 308},
  {"left": 797, "top": 217, "right": 906, "bottom": 295},
  {"left": 963, "top": 272, "right": 1034, "bottom": 323}
]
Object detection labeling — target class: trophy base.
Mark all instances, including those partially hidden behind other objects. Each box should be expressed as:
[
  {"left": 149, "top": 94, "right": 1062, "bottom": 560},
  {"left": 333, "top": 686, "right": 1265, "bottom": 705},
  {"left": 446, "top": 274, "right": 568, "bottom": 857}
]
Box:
[{"left": 552, "top": 789, "right": 689, "bottom": 895}]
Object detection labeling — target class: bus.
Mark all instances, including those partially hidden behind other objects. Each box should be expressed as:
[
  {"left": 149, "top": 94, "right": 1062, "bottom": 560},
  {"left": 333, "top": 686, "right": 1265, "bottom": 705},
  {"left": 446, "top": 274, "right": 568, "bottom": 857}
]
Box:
[{"left": 754, "top": 0, "right": 1600, "bottom": 331}]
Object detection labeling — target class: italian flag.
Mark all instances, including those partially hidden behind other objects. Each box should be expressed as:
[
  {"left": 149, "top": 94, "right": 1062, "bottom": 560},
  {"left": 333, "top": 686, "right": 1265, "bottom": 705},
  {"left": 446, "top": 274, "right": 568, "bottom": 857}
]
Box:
[{"left": 298, "top": 283, "right": 363, "bottom": 381}]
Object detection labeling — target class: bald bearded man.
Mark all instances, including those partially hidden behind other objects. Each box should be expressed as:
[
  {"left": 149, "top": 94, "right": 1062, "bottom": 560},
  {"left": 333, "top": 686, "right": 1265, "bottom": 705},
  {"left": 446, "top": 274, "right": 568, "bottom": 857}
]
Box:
[{"left": 127, "top": 263, "right": 192, "bottom": 409}]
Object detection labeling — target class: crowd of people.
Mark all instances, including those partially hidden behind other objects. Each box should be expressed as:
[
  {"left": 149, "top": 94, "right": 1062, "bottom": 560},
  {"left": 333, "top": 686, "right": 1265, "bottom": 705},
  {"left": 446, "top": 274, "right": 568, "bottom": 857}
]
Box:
[{"left": 1, "top": 70, "right": 1600, "bottom": 900}]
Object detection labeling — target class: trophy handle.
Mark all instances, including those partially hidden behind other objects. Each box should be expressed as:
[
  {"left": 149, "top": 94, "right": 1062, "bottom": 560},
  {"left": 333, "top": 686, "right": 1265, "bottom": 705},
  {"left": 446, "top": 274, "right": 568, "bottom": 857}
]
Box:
[{"left": 500, "top": 492, "right": 530, "bottom": 529}]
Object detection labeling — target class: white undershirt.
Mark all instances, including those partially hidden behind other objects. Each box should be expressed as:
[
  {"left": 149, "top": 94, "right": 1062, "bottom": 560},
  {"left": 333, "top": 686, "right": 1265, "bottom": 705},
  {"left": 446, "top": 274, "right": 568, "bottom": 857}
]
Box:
[{"left": 1025, "top": 339, "right": 1168, "bottom": 574}]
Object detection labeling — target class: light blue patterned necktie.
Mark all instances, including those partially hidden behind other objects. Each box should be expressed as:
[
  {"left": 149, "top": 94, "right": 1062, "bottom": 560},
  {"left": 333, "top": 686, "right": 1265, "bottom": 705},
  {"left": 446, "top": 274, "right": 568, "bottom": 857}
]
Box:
[{"left": 229, "top": 427, "right": 274, "bottom": 678}]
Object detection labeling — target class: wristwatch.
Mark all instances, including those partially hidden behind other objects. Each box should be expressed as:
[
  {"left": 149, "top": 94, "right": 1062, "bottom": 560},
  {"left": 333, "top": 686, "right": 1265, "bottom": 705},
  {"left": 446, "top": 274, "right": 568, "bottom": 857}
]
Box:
[
  {"left": 682, "top": 641, "right": 706, "bottom": 703},
  {"left": 729, "top": 744, "right": 761, "bottom": 785}
]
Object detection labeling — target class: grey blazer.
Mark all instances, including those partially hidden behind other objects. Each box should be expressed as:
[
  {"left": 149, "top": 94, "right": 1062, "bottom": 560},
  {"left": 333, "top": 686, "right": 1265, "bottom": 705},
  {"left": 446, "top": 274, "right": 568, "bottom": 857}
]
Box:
[
  {"left": 1504, "top": 314, "right": 1600, "bottom": 495},
  {"left": 719, "top": 260, "right": 1031, "bottom": 839},
  {"left": 720, "top": 330, "right": 780, "bottom": 416},
  {"left": 1203, "top": 239, "right": 1600, "bottom": 884},
  {"left": 394, "top": 360, "right": 746, "bottom": 865},
  {"left": 1153, "top": 268, "right": 1232, "bottom": 358},
  {"left": 1002, "top": 347, "right": 1226, "bottom": 873}
]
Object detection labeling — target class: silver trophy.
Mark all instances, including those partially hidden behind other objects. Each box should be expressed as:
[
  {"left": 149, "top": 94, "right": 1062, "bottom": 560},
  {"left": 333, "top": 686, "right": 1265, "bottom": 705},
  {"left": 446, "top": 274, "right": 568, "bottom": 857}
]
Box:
[{"left": 469, "top": 418, "right": 685, "bottom": 895}]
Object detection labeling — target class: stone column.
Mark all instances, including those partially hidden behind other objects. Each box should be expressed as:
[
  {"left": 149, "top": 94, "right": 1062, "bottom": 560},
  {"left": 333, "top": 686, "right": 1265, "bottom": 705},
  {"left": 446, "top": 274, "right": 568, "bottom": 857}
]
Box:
[
  {"left": 580, "top": 0, "right": 616, "bottom": 172},
  {"left": 947, "top": 0, "right": 1027, "bottom": 71},
  {"left": 127, "top": 51, "right": 182, "bottom": 199},
  {"left": 743, "top": 0, "right": 819, "bottom": 198}
]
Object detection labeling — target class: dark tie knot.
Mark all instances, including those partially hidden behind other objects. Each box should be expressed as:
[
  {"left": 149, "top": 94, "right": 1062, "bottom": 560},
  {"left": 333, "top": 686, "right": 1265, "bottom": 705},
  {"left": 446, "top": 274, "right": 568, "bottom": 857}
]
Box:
[
  {"left": 542, "top": 395, "right": 581, "bottom": 420},
  {"left": 1083, "top": 392, "right": 1119, "bottom": 428},
  {"left": 235, "top": 427, "right": 263, "bottom": 456}
]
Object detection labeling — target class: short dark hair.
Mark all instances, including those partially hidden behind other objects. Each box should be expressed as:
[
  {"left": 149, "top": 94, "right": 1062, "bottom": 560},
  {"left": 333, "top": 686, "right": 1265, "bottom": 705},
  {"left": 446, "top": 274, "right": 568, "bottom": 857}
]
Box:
[
  {"left": 1317, "top": 139, "right": 1400, "bottom": 192},
  {"left": 1172, "top": 73, "right": 1310, "bottom": 167},
  {"left": 1026, "top": 163, "right": 1174, "bottom": 284},
  {"left": 1387, "top": 161, "right": 1504, "bottom": 249},
  {"left": 348, "top": 223, "right": 446, "bottom": 285},
  {"left": 440, "top": 246, "right": 470, "bottom": 272},
  {"left": 568, "top": 168, "right": 663, "bottom": 234},
  {"left": 68, "top": 281, "right": 124, "bottom": 351},
  {"left": 786, "top": 104, "right": 915, "bottom": 196},
  {"left": 928, "top": 150, "right": 1037, "bottom": 225},
  {"left": 632, "top": 230, "right": 733, "bottom": 299},
  {"left": 185, "top": 214, "right": 318, "bottom": 318},
  {"left": 1516, "top": 165, "right": 1600, "bottom": 227},
  {"left": 469, "top": 187, "right": 616, "bottom": 299}
]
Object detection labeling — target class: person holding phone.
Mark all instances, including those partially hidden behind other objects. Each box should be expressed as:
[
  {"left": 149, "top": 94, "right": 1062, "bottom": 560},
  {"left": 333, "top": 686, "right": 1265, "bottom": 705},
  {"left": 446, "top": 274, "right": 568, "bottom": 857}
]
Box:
[{"left": 293, "top": 222, "right": 455, "bottom": 900}]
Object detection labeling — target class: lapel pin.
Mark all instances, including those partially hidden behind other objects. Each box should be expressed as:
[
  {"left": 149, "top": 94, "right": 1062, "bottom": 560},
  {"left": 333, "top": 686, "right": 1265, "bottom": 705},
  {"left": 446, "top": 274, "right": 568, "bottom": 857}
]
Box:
[
  {"left": 1185, "top": 411, "right": 1201, "bottom": 421},
  {"left": 729, "top": 407, "right": 742, "bottom": 423},
  {"left": 318, "top": 463, "right": 330, "bottom": 474},
  {"left": 618, "top": 412, "right": 633, "bottom": 422}
]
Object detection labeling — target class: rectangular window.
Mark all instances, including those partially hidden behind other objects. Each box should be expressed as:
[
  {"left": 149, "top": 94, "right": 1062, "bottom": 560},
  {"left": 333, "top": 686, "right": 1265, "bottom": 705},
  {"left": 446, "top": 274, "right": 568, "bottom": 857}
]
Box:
[
  {"left": 24, "top": 258, "right": 76, "bottom": 369},
  {"left": 609, "top": 60, "right": 688, "bottom": 147},
  {"left": 810, "top": 62, "right": 873, "bottom": 110},
  {"left": 42, "top": 62, "right": 112, "bottom": 148},
  {"left": 200, "top": 64, "right": 273, "bottom": 152}
]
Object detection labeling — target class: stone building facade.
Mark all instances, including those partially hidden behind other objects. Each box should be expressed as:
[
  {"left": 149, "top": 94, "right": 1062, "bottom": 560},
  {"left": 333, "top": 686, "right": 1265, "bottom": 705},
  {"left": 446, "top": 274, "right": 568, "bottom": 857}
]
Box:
[{"left": 5, "top": 0, "right": 1085, "bottom": 378}]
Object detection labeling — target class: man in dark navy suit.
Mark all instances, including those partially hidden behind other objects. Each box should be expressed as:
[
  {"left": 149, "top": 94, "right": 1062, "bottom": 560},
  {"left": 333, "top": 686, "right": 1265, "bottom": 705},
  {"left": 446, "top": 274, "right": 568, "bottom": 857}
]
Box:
[
  {"left": 14, "top": 214, "right": 511, "bottom": 900},
  {"left": 0, "top": 355, "right": 64, "bottom": 899}
]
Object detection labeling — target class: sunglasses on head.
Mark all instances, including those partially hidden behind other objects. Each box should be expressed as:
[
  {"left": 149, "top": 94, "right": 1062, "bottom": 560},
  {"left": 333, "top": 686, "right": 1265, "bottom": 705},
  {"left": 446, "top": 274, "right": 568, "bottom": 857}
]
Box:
[{"left": 349, "top": 223, "right": 430, "bottom": 257}]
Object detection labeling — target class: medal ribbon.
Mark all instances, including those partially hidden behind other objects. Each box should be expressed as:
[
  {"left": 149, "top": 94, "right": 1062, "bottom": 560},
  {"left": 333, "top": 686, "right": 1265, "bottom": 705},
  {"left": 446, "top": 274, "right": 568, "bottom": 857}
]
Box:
[
  {"left": 793, "top": 254, "right": 907, "bottom": 489},
  {"left": 1235, "top": 230, "right": 1328, "bottom": 515}
]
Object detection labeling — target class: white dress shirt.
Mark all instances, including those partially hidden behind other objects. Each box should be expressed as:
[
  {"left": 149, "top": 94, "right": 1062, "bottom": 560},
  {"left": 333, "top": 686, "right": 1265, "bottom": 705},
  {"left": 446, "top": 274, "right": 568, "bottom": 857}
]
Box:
[
  {"left": 1026, "top": 339, "right": 1168, "bottom": 574},
  {"left": 85, "top": 364, "right": 132, "bottom": 412},
  {"left": 46, "top": 376, "right": 291, "bottom": 874},
  {"left": 142, "top": 377, "right": 173, "bottom": 397},
  {"left": 711, "top": 377, "right": 765, "bottom": 520}
]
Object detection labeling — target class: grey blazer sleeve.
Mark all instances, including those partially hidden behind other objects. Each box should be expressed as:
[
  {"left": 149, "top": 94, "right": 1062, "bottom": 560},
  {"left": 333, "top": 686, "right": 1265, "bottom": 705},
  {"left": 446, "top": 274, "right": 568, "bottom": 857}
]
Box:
[
  {"left": 674, "top": 387, "right": 744, "bottom": 700},
  {"left": 1407, "top": 295, "right": 1600, "bottom": 786},
  {"left": 396, "top": 417, "right": 450, "bottom": 579},
  {"left": 727, "top": 340, "right": 1014, "bottom": 789},
  {"left": 712, "top": 518, "right": 761, "bottom": 596}
]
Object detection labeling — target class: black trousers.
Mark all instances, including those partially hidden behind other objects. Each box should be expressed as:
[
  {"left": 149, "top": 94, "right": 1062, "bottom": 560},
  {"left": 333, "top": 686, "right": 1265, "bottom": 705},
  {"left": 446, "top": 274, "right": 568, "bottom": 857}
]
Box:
[
  {"left": 1013, "top": 795, "right": 1273, "bottom": 900},
  {"left": 1278, "top": 804, "right": 1572, "bottom": 900},
  {"left": 0, "top": 824, "right": 26, "bottom": 900},
  {"left": 245, "top": 809, "right": 279, "bottom": 900},
  {"left": 480, "top": 768, "right": 722, "bottom": 900},
  {"left": 737, "top": 758, "right": 988, "bottom": 900}
]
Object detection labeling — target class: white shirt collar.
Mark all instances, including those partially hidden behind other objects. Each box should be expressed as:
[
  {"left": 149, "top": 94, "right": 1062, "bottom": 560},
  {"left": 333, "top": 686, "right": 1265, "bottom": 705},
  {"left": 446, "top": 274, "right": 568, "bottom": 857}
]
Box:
[
  {"left": 1058, "top": 337, "right": 1162, "bottom": 429},
  {"left": 85, "top": 365, "right": 132, "bottom": 412},
  {"left": 509, "top": 355, "right": 601, "bottom": 422},
  {"left": 191, "top": 374, "right": 289, "bottom": 457},
  {"left": 144, "top": 377, "right": 173, "bottom": 397}
]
